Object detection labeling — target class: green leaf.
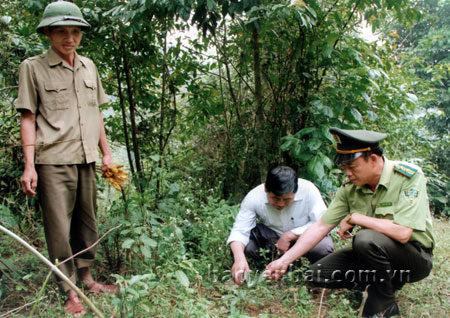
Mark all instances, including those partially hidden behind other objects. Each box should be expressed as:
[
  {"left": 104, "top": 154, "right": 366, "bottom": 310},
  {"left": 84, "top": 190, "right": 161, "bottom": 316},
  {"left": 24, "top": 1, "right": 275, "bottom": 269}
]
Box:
[
  {"left": 141, "top": 245, "right": 152, "bottom": 258},
  {"left": 325, "top": 33, "right": 339, "bottom": 45},
  {"left": 295, "top": 127, "right": 316, "bottom": 138},
  {"left": 280, "top": 138, "right": 295, "bottom": 151},
  {"left": 306, "top": 138, "right": 322, "bottom": 151},
  {"left": 322, "top": 155, "right": 333, "bottom": 169},
  {"left": 292, "top": 144, "right": 302, "bottom": 159},
  {"left": 207, "top": 0, "right": 216, "bottom": 11},
  {"left": 405, "top": 93, "right": 418, "bottom": 105},
  {"left": 150, "top": 155, "right": 160, "bottom": 162},
  {"left": 361, "top": 92, "right": 371, "bottom": 104},
  {"left": 176, "top": 270, "right": 190, "bottom": 288},
  {"left": 141, "top": 235, "right": 158, "bottom": 248},
  {"left": 307, "top": 156, "right": 324, "bottom": 178},
  {"left": 350, "top": 108, "right": 362, "bottom": 122},
  {"left": 322, "top": 44, "right": 333, "bottom": 58},
  {"left": 174, "top": 226, "right": 183, "bottom": 239},
  {"left": 122, "top": 239, "right": 135, "bottom": 249}
]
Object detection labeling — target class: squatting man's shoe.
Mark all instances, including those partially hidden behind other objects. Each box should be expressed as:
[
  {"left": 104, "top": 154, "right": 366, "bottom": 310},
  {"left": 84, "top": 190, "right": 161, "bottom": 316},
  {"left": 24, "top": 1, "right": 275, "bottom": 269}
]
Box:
[{"left": 363, "top": 301, "right": 399, "bottom": 318}]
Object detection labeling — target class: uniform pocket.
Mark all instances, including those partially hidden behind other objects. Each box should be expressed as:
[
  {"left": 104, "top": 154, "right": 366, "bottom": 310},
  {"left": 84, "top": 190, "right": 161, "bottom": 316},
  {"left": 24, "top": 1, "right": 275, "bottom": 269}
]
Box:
[
  {"left": 84, "top": 79, "right": 97, "bottom": 107},
  {"left": 44, "top": 82, "right": 70, "bottom": 110},
  {"left": 374, "top": 205, "right": 395, "bottom": 220}
]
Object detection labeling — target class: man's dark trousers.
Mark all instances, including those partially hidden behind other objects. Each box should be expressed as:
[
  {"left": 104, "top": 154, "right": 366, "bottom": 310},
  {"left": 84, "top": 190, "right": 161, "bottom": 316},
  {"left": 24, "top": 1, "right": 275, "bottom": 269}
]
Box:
[
  {"left": 244, "top": 223, "right": 334, "bottom": 266},
  {"left": 308, "top": 229, "right": 433, "bottom": 316}
]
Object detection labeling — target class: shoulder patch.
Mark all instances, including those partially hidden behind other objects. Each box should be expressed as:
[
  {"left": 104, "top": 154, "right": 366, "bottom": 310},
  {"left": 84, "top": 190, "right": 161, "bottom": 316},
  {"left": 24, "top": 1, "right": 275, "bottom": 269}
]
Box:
[
  {"left": 342, "top": 177, "right": 351, "bottom": 186},
  {"left": 394, "top": 163, "right": 417, "bottom": 178}
]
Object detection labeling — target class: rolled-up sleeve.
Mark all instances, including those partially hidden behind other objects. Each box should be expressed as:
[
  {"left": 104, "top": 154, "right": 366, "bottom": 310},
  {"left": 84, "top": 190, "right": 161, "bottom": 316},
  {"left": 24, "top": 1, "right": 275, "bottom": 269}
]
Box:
[{"left": 226, "top": 195, "right": 257, "bottom": 246}]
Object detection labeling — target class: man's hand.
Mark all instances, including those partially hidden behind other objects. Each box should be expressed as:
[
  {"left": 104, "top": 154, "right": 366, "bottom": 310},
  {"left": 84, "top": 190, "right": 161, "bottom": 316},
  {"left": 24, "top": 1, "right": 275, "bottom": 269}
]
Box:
[
  {"left": 276, "top": 231, "right": 298, "bottom": 254},
  {"left": 231, "top": 259, "right": 250, "bottom": 285},
  {"left": 101, "top": 154, "right": 114, "bottom": 173},
  {"left": 21, "top": 166, "right": 38, "bottom": 198},
  {"left": 264, "top": 258, "right": 290, "bottom": 281},
  {"left": 337, "top": 216, "right": 354, "bottom": 240}
]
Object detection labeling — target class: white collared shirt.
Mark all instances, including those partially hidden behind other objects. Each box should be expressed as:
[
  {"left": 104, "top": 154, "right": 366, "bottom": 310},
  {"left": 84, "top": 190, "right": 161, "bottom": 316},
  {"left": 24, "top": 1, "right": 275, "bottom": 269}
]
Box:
[{"left": 227, "top": 179, "right": 327, "bottom": 246}]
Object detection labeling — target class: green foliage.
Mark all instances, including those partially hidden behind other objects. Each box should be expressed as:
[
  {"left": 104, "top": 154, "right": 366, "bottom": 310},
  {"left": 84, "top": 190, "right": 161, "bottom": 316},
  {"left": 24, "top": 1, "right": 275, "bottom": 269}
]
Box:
[
  {"left": 383, "top": 0, "right": 450, "bottom": 216},
  {"left": 0, "top": 0, "right": 448, "bottom": 317}
]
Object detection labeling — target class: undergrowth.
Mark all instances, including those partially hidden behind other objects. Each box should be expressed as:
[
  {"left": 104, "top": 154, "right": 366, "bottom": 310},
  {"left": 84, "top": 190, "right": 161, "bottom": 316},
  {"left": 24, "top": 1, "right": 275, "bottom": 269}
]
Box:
[{"left": 0, "top": 181, "right": 448, "bottom": 317}]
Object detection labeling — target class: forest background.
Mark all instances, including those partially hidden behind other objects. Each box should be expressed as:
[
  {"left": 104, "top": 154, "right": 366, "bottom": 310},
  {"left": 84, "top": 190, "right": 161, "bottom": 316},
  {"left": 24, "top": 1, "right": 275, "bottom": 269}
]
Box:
[{"left": 0, "top": 0, "right": 449, "bottom": 317}]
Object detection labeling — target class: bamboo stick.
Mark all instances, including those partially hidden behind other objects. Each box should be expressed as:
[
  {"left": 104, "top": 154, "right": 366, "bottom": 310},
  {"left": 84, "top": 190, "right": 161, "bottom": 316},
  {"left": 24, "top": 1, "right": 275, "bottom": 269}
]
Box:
[{"left": 0, "top": 225, "right": 105, "bottom": 318}]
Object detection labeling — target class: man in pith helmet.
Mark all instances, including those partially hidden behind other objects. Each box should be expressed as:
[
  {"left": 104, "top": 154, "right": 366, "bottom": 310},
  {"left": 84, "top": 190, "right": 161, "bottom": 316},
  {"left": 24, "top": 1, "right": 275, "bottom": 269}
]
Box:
[
  {"left": 16, "top": 1, "right": 116, "bottom": 316},
  {"left": 265, "top": 127, "right": 434, "bottom": 318}
]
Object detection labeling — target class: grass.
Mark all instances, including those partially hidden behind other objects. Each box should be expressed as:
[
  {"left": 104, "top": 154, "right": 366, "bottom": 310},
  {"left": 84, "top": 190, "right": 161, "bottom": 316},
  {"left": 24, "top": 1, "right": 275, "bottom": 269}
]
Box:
[{"left": 0, "top": 217, "right": 448, "bottom": 317}]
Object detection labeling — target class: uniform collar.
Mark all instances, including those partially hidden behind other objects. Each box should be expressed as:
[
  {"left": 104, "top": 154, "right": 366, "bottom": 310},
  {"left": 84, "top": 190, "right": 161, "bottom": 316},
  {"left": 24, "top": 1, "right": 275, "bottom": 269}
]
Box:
[
  {"left": 377, "top": 157, "right": 394, "bottom": 189},
  {"left": 46, "top": 47, "right": 86, "bottom": 70}
]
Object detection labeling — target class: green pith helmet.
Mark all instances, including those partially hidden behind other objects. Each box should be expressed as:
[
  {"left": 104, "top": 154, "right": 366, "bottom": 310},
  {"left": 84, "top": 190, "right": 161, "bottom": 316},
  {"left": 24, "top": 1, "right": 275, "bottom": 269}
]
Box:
[{"left": 36, "top": 1, "right": 91, "bottom": 34}]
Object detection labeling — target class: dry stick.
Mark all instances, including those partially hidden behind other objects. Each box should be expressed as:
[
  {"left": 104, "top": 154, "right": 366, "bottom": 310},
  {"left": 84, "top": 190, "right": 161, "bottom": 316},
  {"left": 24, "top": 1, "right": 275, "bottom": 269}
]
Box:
[
  {"left": 317, "top": 288, "right": 326, "bottom": 318},
  {"left": 0, "top": 296, "right": 48, "bottom": 318},
  {"left": 0, "top": 259, "right": 19, "bottom": 285},
  {"left": 0, "top": 225, "right": 105, "bottom": 318},
  {"left": 58, "top": 224, "right": 123, "bottom": 266},
  {"left": 358, "top": 286, "right": 369, "bottom": 317}
]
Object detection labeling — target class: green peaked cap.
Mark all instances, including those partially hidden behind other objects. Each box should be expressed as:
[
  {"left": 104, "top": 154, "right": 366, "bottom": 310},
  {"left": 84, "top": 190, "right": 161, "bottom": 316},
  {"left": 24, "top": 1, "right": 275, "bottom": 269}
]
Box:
[{"left": 330, "top": 127, "right": 387, "bottom": 164}]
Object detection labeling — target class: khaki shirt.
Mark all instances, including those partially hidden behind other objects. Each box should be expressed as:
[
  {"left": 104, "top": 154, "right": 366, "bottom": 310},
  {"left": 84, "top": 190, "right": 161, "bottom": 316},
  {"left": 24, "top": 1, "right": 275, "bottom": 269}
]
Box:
[
  {"left": 16, "top": 48, "right": 108, "bottom": 164},
  {"left": 322, "top": 158, "right": 435, "bottom": 248}
]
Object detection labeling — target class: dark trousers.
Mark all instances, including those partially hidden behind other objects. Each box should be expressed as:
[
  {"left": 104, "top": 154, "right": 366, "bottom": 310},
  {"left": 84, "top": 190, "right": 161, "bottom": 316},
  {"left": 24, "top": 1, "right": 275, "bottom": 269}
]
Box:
[
  {"left": 308, "top": 229, "right": 433, "bottom": 316},
  {"left": 244, "top": 223, "right": 334, "bottom": 266},
  {"left": 36, "top": 163, "right": 98, "bottom": 292}
]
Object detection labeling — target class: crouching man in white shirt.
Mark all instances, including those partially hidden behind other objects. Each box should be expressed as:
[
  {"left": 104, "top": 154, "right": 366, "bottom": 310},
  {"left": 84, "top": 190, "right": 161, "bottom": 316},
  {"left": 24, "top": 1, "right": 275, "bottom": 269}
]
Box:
[{"left": 227, "top": 166, "right": 334, "bottom": 285}]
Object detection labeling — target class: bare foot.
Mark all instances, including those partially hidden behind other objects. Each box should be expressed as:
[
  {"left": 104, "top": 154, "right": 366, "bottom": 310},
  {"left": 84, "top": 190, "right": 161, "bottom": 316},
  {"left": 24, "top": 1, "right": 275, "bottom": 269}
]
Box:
[
  {"left": 86, "top": 281, "right": 117, "bottom": 294},
  {"left": 64, "top": 293, "right": 86, "bottom": 317}
]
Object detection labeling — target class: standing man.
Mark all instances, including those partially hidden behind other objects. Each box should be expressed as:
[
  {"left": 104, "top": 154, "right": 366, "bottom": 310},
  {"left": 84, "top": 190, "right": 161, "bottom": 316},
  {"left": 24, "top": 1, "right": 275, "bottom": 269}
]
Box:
[
  {"left": 17, "top": 1, "right": 116, "bottom": 316},
  {"left": 227, "top": 166, "right": 334, "bottom": 285},
  {"left": 265, "top": 128, "right": 434, "bottom": 318}
]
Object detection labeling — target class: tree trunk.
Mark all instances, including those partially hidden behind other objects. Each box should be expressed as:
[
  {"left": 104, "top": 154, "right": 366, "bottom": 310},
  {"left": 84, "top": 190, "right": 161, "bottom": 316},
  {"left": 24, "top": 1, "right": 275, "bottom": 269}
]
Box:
[
  {"left": 252, "top": 27, "right": 266, "bottom": 182},
  {"left": 113, "top": 31, "right": 135, "bottom": 175},
  {"left": 121, "top": 37, "right": 142, "bottom": 178}
]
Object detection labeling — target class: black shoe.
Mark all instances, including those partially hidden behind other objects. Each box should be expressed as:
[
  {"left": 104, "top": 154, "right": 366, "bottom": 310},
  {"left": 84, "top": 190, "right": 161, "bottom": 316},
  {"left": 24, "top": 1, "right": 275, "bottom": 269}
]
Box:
[{"left": 362, "top": 302, "right": 399, "bottom": 318}]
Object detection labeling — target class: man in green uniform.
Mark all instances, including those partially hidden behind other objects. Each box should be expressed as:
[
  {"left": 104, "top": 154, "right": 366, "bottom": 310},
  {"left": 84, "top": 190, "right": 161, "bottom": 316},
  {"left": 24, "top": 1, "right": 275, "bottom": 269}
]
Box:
[
  {"left": 265, "top": 127, "right": 434, "bottom": 318},
  {"left": 17, "top": 1, "right": 116, "bottom": 316}
]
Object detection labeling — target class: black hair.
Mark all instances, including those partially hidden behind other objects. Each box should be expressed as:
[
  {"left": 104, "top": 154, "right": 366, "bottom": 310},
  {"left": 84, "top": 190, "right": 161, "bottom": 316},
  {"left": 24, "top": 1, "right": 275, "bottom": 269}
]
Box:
[
  {"left": 361, "top": 146, "right": 384, "bottom": 161},
  {"left": 265, "top": 166, "right": 298, "bottom": 196}
]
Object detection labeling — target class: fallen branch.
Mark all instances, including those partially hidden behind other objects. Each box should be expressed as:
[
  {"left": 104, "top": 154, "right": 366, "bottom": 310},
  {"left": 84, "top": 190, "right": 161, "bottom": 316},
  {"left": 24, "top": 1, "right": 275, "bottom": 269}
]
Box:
[
  {"left": 317, "top": 288, "right": 325, "bottom": 318},
  {"left": 0, "top": 259, "right": 19, "bottom": 285},
  {"left": 0, "top": 296, "right": 48, "bottom": 318},
  {"left": 0, "top": 225, "right": 105, "bottom": 318}
]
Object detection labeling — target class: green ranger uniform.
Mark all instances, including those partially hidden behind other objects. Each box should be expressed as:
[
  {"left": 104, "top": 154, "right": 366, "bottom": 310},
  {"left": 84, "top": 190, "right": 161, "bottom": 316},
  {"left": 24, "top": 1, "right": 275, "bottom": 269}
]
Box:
[
  {"left": 322, "top": 158, "right": 435, "bottom": 248},
  {"left": 309, "top": 127, "right": 434, "bottom": 318}
]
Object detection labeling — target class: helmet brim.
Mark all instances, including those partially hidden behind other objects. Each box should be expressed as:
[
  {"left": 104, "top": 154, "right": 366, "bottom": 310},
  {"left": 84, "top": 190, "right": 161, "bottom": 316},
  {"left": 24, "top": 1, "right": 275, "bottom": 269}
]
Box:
[{"left": 36, "top": 16, "right": 91, "bottom": 33}]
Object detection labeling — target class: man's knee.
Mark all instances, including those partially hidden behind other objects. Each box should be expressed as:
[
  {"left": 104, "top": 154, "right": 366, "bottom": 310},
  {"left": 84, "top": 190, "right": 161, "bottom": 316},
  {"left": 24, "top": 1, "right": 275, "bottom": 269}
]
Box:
[
  {"left": 244, "top": 240, "right": 260, "bottom": 260},
  {"left": 352, "top": 229, "right": 384, "bottom": 256}
]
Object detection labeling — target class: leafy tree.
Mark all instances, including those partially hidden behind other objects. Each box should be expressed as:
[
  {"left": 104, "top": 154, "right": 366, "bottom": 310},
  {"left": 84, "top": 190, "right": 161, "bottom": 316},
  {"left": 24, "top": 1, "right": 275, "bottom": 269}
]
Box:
[{"left": 384, "top": 0, "right": 450, "bottom": 215}]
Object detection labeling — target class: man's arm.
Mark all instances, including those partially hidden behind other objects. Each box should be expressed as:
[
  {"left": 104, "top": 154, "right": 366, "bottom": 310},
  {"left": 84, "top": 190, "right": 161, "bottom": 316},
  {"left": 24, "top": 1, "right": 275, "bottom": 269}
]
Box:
[
  {"left": 339, "top": 213, "right": 413, "bottom": 244},
  {"left": 276, "top": 231, "right": 298, "bottom": 254},
  {"left": 20, "top": 110, "right": 37, "bottom": 198},
  {"left": 229, "top": 241, "right": 250, "bottom": 285},
  {"left": 265, "top": 220, "right": 335, "bottom": 280},
  {"left": 98, "top": 114, "right": 113, "bottom": 168}
]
